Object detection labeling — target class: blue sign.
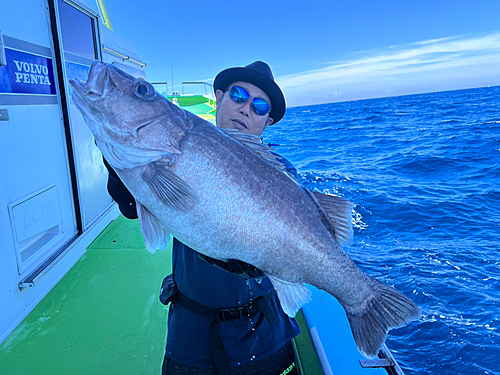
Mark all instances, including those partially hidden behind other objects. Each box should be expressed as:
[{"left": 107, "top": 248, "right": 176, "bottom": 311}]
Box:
[{"left": 0, "top": 48, "right": 56, "bottom": 95}]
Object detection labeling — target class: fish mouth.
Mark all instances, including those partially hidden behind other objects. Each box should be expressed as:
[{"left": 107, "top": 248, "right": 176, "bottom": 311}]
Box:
[
  {"left": 231, "top": 119, "right": 248, "bottom": 130},
  {"left": 69, "top": 78, "right": 84, "bottom": 95},
  {"left": 69, "top": 80, "right": 92, "bottom": 114},
  {"left": 69, "top": 78, "right": 87, "bottom": 110},
  {"left": 69, "top": 61, "right": 111, "bottom": 100},
  {"left": 69, "top": 76, "right": 105, "bottom": 136}
]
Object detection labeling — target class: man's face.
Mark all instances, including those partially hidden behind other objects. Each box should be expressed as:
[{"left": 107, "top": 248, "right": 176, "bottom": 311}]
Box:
[{"left": 215, "top": 81, "right": 274, "bottom": 137}]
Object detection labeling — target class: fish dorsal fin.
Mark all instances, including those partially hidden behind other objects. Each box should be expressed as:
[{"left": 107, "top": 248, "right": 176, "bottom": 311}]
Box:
[
  {"left": 267, "top": 275, "right": 312, "bottom": 317},
  {"left": 142, "top": 163, "right": 198, "bottom": 211},
  {"left": 309, "top": 191, "right": 354, "bottom": 245},
  {"left": 221, "top": 129, "right": 298, "bottom": 181},
  {"left": 137, "top": 202, "right": 171, "bottom": 254}
]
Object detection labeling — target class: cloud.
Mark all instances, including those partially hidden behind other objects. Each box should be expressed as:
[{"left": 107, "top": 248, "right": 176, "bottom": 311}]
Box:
[{"left": 278, "top": 33, "right": 500, "bottom": 106}]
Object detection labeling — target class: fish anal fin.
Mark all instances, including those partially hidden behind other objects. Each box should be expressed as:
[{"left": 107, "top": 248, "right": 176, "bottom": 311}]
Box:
[
  {"left": 345, "top": 276, "right": 421, "bottom": 357},
  {"left": 142, "top": 163, "right": 198, "bottom": 211},
  {"left": 137, "top": 202, "right": 171, "bottom": 254},
  {"left": 268, "top": 275, "right": 312, "bottom": 317},
  {"left": 221, "top": 129, "right": 298, "bottom": 181},
  {"left": 309, "top": 191, "right": 354, "bottom": 245}
]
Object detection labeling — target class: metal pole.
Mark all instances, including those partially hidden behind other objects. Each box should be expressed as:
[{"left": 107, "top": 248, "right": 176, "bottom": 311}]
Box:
[{"left": 96, "top": 0, "right": 114, "bottom": 31}]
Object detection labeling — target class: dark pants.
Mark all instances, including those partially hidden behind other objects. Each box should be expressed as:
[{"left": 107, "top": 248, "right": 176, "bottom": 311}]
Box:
[{"left": 162, "top": 341, "right": 299, "bottom": 375}]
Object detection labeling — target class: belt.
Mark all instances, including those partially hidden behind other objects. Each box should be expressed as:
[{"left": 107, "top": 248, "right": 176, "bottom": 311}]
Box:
[{"left": 159, "top": 274, "right": 277, "bottom": 375}]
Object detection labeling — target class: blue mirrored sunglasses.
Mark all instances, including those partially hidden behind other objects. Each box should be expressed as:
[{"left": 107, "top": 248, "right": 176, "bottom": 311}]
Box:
[{"left": 229, "top": 86, "right": 271, "bottom": 116}]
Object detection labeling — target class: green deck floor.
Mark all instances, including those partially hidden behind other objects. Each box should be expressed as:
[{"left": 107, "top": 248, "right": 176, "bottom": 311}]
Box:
[
  {"left": 0, "top": 216, "right": 172, "bottom": 375},
  {"left": 1, "top": 215, "right": 324, "bottom": 375}
]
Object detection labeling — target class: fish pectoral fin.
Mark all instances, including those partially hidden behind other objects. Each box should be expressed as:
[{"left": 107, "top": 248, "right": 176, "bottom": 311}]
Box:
[
  {"left": 142, "top": 163, "right": 198, "bottom": 211},
  {"left": 309, "top": 191, "right": 354, "bottom": 245},
  {"left": 221, "top": 129, "right": 298, "bottom": 181},
  {"left": 268, "top": 275, "right": 312, "bottom": 318},
  {"left": 137, "top": 201, "right": 172, "bottom": 254}
]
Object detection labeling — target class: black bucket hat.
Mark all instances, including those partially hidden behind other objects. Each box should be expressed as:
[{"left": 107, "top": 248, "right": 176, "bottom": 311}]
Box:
[{"left": 213, "top": 61, "right": 286, "bottom": 124}]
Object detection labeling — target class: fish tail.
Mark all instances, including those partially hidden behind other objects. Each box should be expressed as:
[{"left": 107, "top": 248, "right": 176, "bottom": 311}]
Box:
[{"left": 346, "top": 276, "right": 421, "bottom": 358}]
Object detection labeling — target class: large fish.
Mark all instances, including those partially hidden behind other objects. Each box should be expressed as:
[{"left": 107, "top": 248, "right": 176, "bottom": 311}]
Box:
[{"left": 70, "top": 61, "right": 420, "bottom": 357}]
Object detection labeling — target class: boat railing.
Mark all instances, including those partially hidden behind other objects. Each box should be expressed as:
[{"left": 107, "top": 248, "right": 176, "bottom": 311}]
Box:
[
  {"left": 102, "top": 45, "right": 146, "bottom": 67},
  {"left": 181, "top": 81, "right": 214, "bottom": 98},
  {"left": 151, "top": 81, "right": 214, "bottom": 99},
  {"left": 151, "top": 81, "right": 170, "bottom": 96}
]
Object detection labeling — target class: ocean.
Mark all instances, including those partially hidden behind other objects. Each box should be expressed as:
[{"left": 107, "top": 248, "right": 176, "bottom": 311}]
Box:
[{"left": 264, "top": 86, "right": 500, "bottom": 375}]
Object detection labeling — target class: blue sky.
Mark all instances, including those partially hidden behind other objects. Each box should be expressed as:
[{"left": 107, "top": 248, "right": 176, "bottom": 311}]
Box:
[{"left": 86, "top": 0, "right": 500, "bottom": 107}]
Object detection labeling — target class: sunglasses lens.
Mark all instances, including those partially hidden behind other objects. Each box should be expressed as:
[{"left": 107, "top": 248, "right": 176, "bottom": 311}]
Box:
[
  {"left": 230, "top": 86, "right": 249, "bottom": 103},
  {"left": 252, "top": 98, "right": 271, "bottom": 115},
  {"left": 229, "top": 86, "right": 270, "bottom": 116}
]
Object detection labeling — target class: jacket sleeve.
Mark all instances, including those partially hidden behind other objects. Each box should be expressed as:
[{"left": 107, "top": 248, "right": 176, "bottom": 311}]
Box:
[{"left": 103, "top": 158, "right": 138, "bottom": 219}]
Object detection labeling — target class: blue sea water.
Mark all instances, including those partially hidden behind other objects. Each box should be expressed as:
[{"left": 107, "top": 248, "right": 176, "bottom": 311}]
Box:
[{"left": 264, "top": 86, "right": 500, "bottom": 375}]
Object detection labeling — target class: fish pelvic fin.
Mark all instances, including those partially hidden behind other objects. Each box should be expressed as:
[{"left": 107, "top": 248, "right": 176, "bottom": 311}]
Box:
[
  {"left": 268, "top": 276, "right": 312, "bottom": 318},
  {"left": 346, "top": 276, "right": 421, "bottom": 358},
  {"left": 309, "top": 191, "right": 354, "bottom": 245},
  {"left": 137, "top": 202, "right": 171, "bottom": 254},
  {"left": 142, "top": 163, "right": 198, "bottom": 211}
]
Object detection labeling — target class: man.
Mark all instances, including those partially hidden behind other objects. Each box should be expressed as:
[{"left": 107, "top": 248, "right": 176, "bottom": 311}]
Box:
[{"left": 105, "top": 61, "right": 301, "bottom": 375}]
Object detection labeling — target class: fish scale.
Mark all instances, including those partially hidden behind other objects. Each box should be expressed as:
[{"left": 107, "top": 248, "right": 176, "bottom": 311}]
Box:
[{"left": 70, "top": 61, "right": 421, "bottom": 358}]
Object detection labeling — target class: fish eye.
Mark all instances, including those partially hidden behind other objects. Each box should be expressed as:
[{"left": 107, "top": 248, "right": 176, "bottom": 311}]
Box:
[{"left": 132, "top": 79, "right": 155, "bottom": 100}]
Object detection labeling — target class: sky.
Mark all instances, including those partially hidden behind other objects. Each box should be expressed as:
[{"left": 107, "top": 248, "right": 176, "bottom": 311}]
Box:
[{"left": 85, "top": 0, "right": 500, "bottom": 107}]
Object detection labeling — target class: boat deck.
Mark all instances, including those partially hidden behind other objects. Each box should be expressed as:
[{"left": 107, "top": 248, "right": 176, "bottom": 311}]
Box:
[
  {"left": 0, "top": 216, "right": 170, "bottom": 374},
  {"left": 0, "top": 215, "right": 398, "bottom": 375}
]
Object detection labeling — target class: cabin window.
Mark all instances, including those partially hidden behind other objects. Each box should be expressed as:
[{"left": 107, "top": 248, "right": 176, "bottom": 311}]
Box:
[{"left": 58, "top": 0, "right": 97, "bottom": 60}]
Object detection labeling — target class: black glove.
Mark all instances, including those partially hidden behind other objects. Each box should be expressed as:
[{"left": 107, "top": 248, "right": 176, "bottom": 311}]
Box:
[
  {"left": 198, "top": 254, "right": 265, "bottom": 279},
  {"left": 159, "top": 274, "right": 178, "bottom": 305},
  {"left": 103, "top": 157, "right": 138, "bottom": 219}
]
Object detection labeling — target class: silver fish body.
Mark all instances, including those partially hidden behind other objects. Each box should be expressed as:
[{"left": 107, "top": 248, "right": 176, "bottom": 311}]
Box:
[{"left": 70, "top": 62, "right": 420, "bottom": 357}]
